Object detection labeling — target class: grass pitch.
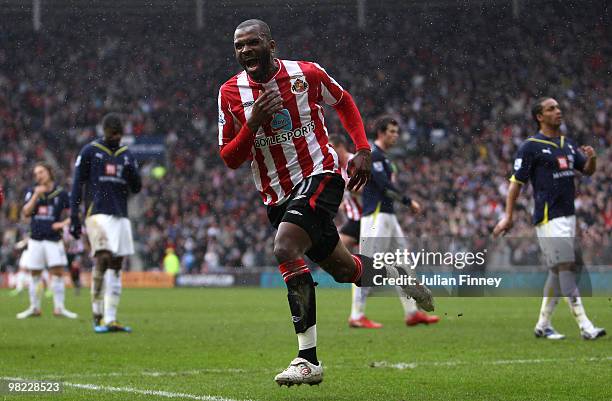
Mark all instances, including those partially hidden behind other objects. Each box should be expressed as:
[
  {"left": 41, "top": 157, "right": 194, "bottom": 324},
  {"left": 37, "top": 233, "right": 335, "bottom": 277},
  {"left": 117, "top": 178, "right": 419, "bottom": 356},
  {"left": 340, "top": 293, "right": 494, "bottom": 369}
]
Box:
[{"left": 1, "top": 288, "right": 610, "bottom": 401}]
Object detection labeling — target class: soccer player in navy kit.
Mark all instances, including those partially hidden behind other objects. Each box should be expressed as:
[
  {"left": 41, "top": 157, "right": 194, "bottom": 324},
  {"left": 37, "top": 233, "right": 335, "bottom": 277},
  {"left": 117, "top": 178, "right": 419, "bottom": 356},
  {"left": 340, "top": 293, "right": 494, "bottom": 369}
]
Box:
[
  {"left": 360, "top": 117, "right": 440, "bottom": 326},
  {"left": 494, "top": 97, "right": 605, "bottom": 340},
  {"left": 329, "top": 135, "right": 383, "bottom": 329},
  {"left": 17, "top": 163, "right": 77, "bottom": 320},
  {"left": 70, "top": 113, "right": 142, "bottom": 333}
]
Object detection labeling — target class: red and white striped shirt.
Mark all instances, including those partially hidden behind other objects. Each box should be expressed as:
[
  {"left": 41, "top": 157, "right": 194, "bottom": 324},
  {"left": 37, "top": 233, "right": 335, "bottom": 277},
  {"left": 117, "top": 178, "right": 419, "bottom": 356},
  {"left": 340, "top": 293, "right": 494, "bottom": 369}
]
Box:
[
  {"left": 218, "top": 59, "right": 343, "bottom": 206},
  {"left": 340, "top": 153, "right": 362, "bottom": 221}
]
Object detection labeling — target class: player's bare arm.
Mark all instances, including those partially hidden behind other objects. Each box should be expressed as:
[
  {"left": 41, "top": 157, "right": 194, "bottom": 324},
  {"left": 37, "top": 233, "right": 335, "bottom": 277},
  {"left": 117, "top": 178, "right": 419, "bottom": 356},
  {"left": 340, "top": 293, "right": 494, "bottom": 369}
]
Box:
[
  {"left": 493, "top": 180, "right": 522, "bottom": 237},
  {"left": 580, "top": 145, "right": 596, "bottom": 176},
  {"left": 52, "top": 217, "right": 70, "bottom": 231},
  {"left": 21, "top": 185, "right": 45, "bottom": 218}
]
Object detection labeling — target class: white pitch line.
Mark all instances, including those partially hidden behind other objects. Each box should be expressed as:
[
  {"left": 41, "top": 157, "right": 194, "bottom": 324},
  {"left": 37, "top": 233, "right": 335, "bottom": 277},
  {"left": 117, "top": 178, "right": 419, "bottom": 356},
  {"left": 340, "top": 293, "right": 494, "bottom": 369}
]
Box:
[
  {"left": 33, "top": 368, "right": 248, "bottom": 380},
  {"left": 370, "top": 356, "right": 612, "bottom": 370},
  {"left": 1, "top": 377, "right": 252, "bottom": 401}
]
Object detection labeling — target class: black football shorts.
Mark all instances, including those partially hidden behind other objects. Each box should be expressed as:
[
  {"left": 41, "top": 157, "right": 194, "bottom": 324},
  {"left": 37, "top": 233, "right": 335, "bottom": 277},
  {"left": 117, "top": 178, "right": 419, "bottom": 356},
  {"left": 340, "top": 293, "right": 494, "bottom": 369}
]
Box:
[{"left": 267, "top": 173, "right": 344, "bottom": 262}]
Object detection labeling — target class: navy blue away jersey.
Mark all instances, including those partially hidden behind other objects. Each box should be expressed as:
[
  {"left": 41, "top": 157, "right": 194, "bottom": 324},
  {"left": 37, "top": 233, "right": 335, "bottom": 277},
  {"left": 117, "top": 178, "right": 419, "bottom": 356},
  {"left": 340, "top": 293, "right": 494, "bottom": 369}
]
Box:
[
  {"left": 510, "top": 132, "right": 587, "bottom": 225},
  {"left": 362, "top": 144, "right": 403, "bottom": 216},
  {"left": 25, "top": 186, "right": 69, "bottom": 241},
  {"left": 70, "top": 139, "right": 142, "bottom": 218}
]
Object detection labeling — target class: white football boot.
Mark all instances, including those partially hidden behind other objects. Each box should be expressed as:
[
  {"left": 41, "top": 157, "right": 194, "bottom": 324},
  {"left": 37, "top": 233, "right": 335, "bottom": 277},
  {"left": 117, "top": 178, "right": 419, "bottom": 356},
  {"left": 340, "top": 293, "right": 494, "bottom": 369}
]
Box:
[
  {"left": 54, "top": 307, "right": 78, "bottom": 319},
  {"left": 274, "top": 357, "right": 323, "bottom": 387},
  {"left": 581, "top": 326, "right": 606, "bottom": 340},
  {"left": 16, "top": 307, "right": 41, "bottom": 319},
  {"left": 534, "top": 326, "right": 566, "bottom": 340}
]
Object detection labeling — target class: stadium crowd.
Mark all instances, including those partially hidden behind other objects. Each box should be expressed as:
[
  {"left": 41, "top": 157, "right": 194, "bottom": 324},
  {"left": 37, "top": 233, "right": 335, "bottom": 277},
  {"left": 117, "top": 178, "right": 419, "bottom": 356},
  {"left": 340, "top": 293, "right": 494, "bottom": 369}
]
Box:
[{"left": 1, "top": 4, "right": 610, "bottom": 272}]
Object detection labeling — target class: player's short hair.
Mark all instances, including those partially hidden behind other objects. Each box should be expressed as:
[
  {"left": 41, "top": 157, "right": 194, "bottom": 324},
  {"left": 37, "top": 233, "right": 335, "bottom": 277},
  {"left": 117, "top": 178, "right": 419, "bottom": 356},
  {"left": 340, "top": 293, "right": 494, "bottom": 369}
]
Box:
[
  {"left": 375, "top": 116, "right": 399, "bottom": 137},
  {"left": 102, "top": 113, "right": 124, "bottom": 134},
  {"left": 329, "top": 134, "right": 348, "bottom": 148},
  {"left": 235, "top": 19, "right": 272, "bottom": 40},
  {"left": 531, "top": 97, "right": 552, "bottom": 129},
  {"left": 34, "top": 162, "right": 55, "bottom": 181}
]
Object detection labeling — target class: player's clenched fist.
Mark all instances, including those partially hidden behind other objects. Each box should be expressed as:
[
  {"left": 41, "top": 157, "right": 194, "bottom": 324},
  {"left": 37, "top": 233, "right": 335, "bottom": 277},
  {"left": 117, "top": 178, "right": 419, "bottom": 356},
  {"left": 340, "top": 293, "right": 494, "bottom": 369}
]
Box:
[
  {"left": 580, "top": 145, "right": 596, "bottom": 159},
  {"left": 247, "top": 88, "right": 283, "bottom": 131}
]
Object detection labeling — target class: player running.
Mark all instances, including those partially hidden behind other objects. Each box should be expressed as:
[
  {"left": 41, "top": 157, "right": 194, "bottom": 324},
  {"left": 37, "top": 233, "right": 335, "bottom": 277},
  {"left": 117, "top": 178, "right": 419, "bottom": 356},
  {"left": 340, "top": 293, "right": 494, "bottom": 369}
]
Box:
[
  {"left": 70, "top": 113, "right": 142, "bottom": 333},
  {"left": 218, "top": 19, "right": 433, "bottom": 386},
  {"left": 360, "top": 117, "right": 440, "bottom": 327},
  {"left": 329, "top": 134, "right": 382, "bottom": 329},
  {"left": 16, "top": 162, "right": 77, "bottom": 319},
  {"left": 494, "top": 97, "right": 605, "bottom": 340}
]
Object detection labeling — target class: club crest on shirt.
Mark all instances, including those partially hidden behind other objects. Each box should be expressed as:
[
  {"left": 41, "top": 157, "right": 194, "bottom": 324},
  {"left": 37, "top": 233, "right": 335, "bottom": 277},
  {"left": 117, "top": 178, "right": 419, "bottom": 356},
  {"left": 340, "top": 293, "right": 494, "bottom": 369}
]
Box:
[{"left": 290, "top": 76, "right": 309, "bottom": 94}]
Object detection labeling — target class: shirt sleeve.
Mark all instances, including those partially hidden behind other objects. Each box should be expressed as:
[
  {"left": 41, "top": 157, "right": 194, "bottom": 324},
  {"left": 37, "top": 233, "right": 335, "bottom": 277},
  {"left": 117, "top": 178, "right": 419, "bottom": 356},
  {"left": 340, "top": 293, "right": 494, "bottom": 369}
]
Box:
[
  {"left": 24, "top": 188, "right": 33, "bottom": 205},
  {"left": 70, "top": 146, "right": 91, "bottom": 216},
  {"left": 218, "top": 87, "right": 236, "bottom": 147},
  {"left": 62, "top": 191, "right": 70, "bottom": 211},
  {"left": 371, "top": 158, "right": 399, "bottom": 194},
  {"left": 312, "top": 62, "right": 344, "bottom": 106},
  {"left": 124, "top": 152, "right": 142, "bottom": 194},
  {"left": 569, "top": 140, "right": 587, "bottom": 172},
  {"left": 510, "top": 141, "right": 534, "bottom": 185}
]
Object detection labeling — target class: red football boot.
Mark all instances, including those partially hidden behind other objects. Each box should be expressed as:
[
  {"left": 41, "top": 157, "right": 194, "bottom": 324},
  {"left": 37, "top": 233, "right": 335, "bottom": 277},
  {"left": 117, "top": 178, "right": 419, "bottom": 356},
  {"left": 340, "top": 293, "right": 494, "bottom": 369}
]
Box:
[
  {"left": 348, "top": 316, "right": 383, "bottom": 329},
  {"left": 405, "top": 311, "right": 440, "bottom": 326}
]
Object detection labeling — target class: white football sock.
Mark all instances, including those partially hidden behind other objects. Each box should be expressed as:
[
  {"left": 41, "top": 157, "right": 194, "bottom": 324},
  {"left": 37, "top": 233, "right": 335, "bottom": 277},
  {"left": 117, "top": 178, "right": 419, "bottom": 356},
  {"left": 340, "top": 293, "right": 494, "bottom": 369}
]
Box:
[
  {"left": 396, "top": 286, "right": 418, "bottom": 317},
  {"left": 350, "top": 285, "right": 370, "bottom": 320},
  {"left": 559, "top": 270, "right": 594, "bottom": 331},
  {"left": 51, "top": 275, "right": 65, "bottom": 310},
  {"left": 536, "top": 297, "right": 559, "bottom": 329},
  {"left": 29, "top": 275, "right": 42, "bottom": 310},
  {"left": 297, "top": 325, "right": 317, "bottom": 350},
  {"left": 104, "top": 269, "right": 122, "bottom": 323},
  {"left": 15, "top": 270, "right": 28, "bottom": 291},
  {"left": 536, "top": 270, "right": 560, "bottom": 329}
]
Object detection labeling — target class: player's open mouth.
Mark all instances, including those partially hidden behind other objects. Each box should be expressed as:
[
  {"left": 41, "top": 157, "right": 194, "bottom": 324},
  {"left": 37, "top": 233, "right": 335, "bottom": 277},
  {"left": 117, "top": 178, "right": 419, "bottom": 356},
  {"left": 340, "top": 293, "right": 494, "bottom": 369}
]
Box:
[{"left": 244, "top": 58, "right": 259, "bottom": 72}]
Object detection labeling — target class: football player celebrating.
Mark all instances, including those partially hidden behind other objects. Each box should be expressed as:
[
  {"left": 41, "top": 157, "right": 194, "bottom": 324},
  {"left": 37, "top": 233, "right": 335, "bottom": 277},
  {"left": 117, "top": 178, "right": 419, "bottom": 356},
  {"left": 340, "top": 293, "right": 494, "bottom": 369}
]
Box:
[{"left": 218, "top": 19, "right": 433, "bottom": 386}]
